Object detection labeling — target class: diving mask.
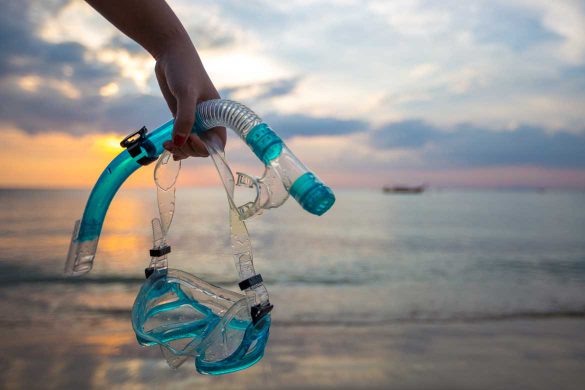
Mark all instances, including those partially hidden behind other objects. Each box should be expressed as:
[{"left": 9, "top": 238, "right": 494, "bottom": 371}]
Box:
[{"left": 133, "top": 134, "right": 272, "bottom": 374}]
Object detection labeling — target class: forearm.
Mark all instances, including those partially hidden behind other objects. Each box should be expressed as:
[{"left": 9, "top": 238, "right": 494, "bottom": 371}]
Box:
[
  {"left": 87, "top": 0, "right": 224, "bottom": 153},
  {"left": 85, "top": 0, "right": 192, "bottom": 59}
]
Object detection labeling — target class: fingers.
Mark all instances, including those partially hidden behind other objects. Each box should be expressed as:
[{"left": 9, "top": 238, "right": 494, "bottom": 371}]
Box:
[
  {"left": 163, "top": 135, "right": 209, "bottom": 158},
  {"left": 172, "top": 90, "right": 197, "bottom": 147},
  {"left": 186, "top": 134, "right": 209, "bottom": 157},
  {"left": 163, "top": 127, "right": 226, "bottom": 158}
]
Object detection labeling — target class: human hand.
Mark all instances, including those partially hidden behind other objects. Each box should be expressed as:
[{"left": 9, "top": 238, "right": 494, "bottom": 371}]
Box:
[{"left": 155, "top": 41, "right": 226, "bottom": 160}]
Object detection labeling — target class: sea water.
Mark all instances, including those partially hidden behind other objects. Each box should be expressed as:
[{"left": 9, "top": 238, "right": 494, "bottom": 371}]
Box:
[{"left": 0, "top": 187, "right": 584, "bottom": 325}]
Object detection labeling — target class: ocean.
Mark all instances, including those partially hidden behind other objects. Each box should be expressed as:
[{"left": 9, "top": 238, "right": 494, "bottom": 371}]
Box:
[{"left": 0, "top": 188, "right": 584, "bottom": 388}]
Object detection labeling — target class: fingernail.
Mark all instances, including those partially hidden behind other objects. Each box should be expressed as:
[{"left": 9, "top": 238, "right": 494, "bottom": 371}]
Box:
[{"left": 173, "top": 135, "right": 186, "bottom": 146}]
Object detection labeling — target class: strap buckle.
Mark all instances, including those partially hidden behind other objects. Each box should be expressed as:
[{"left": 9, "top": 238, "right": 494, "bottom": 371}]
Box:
[
  {"left": 121, "top": 126, "right": 148, "bottom": 148},
  {"left": 150, "top": 245, "right": 171, "bottom": 257},
  {"left": 120, "top": 126, "right": 158, "bottom": 166},
  {"left": 251, "top": 302, "right": 274, "bottom": 325},
  {"left": 238, "top": 274, "right": 263, "bottom": 291}
]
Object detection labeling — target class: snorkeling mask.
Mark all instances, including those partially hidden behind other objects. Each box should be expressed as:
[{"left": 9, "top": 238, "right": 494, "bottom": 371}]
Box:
[{"left": 64, "top": 99, "right": 335, "bottom": 374}]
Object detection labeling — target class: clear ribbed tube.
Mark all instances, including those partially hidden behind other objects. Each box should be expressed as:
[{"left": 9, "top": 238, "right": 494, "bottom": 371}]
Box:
[{"left": 195, "top": 100, "right": 261, "bottom": 139}]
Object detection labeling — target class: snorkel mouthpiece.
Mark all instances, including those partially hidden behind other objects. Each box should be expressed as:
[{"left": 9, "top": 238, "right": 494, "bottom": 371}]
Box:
[{"left": 65, "top": 220, "right": 98, "bottom": 276}]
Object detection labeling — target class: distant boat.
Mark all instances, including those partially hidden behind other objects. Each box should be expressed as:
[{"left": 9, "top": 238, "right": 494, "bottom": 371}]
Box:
[{"left": 383, "top": 185, "right": 426, "bottom": 194}]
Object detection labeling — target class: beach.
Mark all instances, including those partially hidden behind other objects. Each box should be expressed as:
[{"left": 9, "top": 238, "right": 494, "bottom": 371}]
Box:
[
  {"left": 0, "top": 188, "right": 584, "bottom": 388},
  {"left": 1, "top": 302, "right": 584, "bottom": 389}
]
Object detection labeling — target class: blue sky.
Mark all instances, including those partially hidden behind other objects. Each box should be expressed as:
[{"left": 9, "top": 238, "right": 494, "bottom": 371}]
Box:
[{"left": 1, "top": 0, "right": 584, "bottom": 188}]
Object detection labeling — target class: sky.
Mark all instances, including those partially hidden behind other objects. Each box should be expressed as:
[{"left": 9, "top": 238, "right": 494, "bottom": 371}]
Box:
[{"left": 1, "top": 0, "right": 584, "bottom": 189}]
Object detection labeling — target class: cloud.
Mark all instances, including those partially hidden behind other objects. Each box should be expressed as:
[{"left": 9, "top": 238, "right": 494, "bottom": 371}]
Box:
[
  {"left": 220, "top": 77, "right": 301, "bottom": 101},
  {"left": 471, "top": 2, "right": 561, "bottom": 52},
  {"left": 0, "top": 0, "right": 172, "bottom": 134},
  {"left": 264, "top": 113, "right": 367, "bottom": 138},
  {"left": 0, "top": 0, "right": 115, "bottom": 86},
  {"left": 523, "top": 0, "right": 585, "bottom": 65},
  {"left": 1, "top": 0, "right": 584, "bottom": 190},
  {"left": 106, "top": 35, "right": 144, "bottom": 54},
  {"left": 0, "top": 77, "right": 170, "bottom": 133},
  {"left": 369, "top": 120, "right": 439, "bottom": 148},
  {"left": 371, "top": 120, "right": 585, "bottom": 168}
]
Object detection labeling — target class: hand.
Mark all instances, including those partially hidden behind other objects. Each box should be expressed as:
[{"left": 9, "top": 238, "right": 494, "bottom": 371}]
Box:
[{"left": 155, "top": 41, "right": 226, "bottom": 160}]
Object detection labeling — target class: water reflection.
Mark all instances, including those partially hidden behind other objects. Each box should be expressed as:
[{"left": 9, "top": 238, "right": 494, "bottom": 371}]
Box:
[{"left": 1, "top": 189, "right": 585, "bottom": 388}]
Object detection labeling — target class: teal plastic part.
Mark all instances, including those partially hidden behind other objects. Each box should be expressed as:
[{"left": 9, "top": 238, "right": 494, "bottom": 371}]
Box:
[
  {"left": 132, "top": 270, "right": 221, "bottom": 349},
  {"left": 76, "top": 112, "right": 334, "bottom": 244},
  {"left": 196, "top": 315, "right": 270, "bottom": 375},
  {"left": 76, "top": 149, "right": 141, "bottom": 242},
  {"left": 289, "top": 172, "right": 336, "bottom": 216},
  {"left": 70, "top": 100, "right": 343, "bottom": 375},
  {"left": 76, "top": 119, "right": 174, "bottom": 243},
  {"left": 244, "top": 123, "right": 283, "bottom": 164},
  {"left": 132, "top": 269, "right": 270, "bottom": 374}
]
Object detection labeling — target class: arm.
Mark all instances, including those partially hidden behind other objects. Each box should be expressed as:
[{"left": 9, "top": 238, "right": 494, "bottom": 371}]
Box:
[{"left": 86, "top": 0, "right": 226, "bottom": 158}]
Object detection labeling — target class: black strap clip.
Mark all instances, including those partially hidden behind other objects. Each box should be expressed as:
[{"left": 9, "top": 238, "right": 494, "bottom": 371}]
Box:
[
  {"left": 238, "top": 274, "right": 263, "bottom": 291},
  {"left": 120, "top": 126, "right": 157, "bottom": 166},
  {"left": 150, "top": 245, "right": 171, "bottom": 257},
  {"left": 251, "top": 302, "right": 274, "bottom": 325},
  {"left": 120, "top": 126, "right": 148, "bottom": 148},
  {"left": 144, "top": 266, "right": 168, "bottom": 279}
]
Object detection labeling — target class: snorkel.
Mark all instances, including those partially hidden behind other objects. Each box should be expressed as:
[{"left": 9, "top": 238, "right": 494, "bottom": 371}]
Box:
[
  {"left": 64, "top": 99, "right": 335, "bottom": 374},
  {"left": 65, "top": 99, "right": 335, "bottom": 276}
]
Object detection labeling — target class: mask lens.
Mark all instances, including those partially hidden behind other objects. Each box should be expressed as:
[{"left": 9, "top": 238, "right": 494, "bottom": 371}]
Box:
[
  {"left": 196, "top": 298, "right": 271, "bottom": 375},
  {"left": 132, "top": 269, "right": 245, "bottom": 357}
]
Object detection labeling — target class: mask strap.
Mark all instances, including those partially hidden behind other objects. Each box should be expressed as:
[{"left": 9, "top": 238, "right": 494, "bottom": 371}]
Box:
[
  {"left": 202, "top": 133, "right": 271, "bottom": 310},
  {"left": 147, "top": 150, "right": 180, "bottom": 276}
]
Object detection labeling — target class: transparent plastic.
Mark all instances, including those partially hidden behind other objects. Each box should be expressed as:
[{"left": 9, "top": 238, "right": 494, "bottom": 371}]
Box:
[
  {"left": 65, "top": 99, "right": 334, "bottom": 276},
  {"left": 194, "top": 101, "right": 335, "bottom": 217},
  {"left": 131, "top": 134, "right": 271, "bottom": 375},
  {"left": 132, "top": 269, "right": 270, "bottom": 375}
]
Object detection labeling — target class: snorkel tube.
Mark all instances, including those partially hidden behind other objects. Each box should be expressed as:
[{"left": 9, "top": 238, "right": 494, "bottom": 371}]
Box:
[{"left": 65, "top": 99, "right": 335, "bottom": 276}]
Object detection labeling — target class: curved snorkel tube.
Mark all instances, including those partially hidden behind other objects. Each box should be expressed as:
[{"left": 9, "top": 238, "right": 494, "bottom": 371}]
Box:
[{"left": 65, "top": 99, "right": 335, "bottom": 276}]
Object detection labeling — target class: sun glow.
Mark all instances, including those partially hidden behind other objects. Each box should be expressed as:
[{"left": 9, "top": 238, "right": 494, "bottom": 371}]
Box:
[
  {"left": 0, "top": 128, "right": 150, "bottom": 188},
  {"left": 95, "top": 135, "right": 124, "bottom": 155}
]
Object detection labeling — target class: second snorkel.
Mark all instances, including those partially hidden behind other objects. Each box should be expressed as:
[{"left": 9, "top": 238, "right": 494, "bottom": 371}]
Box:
[{"left": 65, "top": 99, "right": 335, "bottom": 276}]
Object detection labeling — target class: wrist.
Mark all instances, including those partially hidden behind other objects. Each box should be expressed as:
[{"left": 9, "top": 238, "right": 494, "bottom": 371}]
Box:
[{"left": 148, "top": 27, "right": 194, "bottom": 61}]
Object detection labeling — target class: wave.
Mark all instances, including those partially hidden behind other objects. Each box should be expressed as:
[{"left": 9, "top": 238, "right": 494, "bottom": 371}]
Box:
[
  {"left": 271, "top": 310, "right": 585, "bottom": 326},
  {"left": 0, "top": 273, "right": 380, "bottom": 287},
  {"left": 0, "top": 275, "right": 146, "bottom": 285},
  {"left": 68, "top": 305, "right": 584, "bottom": 325}
]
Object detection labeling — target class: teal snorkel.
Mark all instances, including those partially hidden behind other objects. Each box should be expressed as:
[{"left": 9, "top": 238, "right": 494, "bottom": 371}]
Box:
[
  {"left": 65, "top": 99, "right": 335, "bottom": 276},
  {"left": 64, "top": 99, "right": 335, "bottom": 374}
]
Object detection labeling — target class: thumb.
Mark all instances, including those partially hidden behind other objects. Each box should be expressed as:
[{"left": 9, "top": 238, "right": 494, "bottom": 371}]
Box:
[{"left": 172, "top": 93, "right": 197, "bottom": 147}]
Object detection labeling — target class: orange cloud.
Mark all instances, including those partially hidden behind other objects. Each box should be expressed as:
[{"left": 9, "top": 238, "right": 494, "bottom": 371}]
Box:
[{"left": 0, "top": 128, "right": 219, "bottom": 189}]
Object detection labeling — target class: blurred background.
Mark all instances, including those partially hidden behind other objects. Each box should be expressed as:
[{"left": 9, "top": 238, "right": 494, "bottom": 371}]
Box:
[{"left": 0, "top": 0, "right": 584, "bottom": 388}]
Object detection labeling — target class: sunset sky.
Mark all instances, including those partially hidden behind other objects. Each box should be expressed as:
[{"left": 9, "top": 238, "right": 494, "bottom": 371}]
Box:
[{"left": 1, "top": 0, "right": 584, "bottom": 189}]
